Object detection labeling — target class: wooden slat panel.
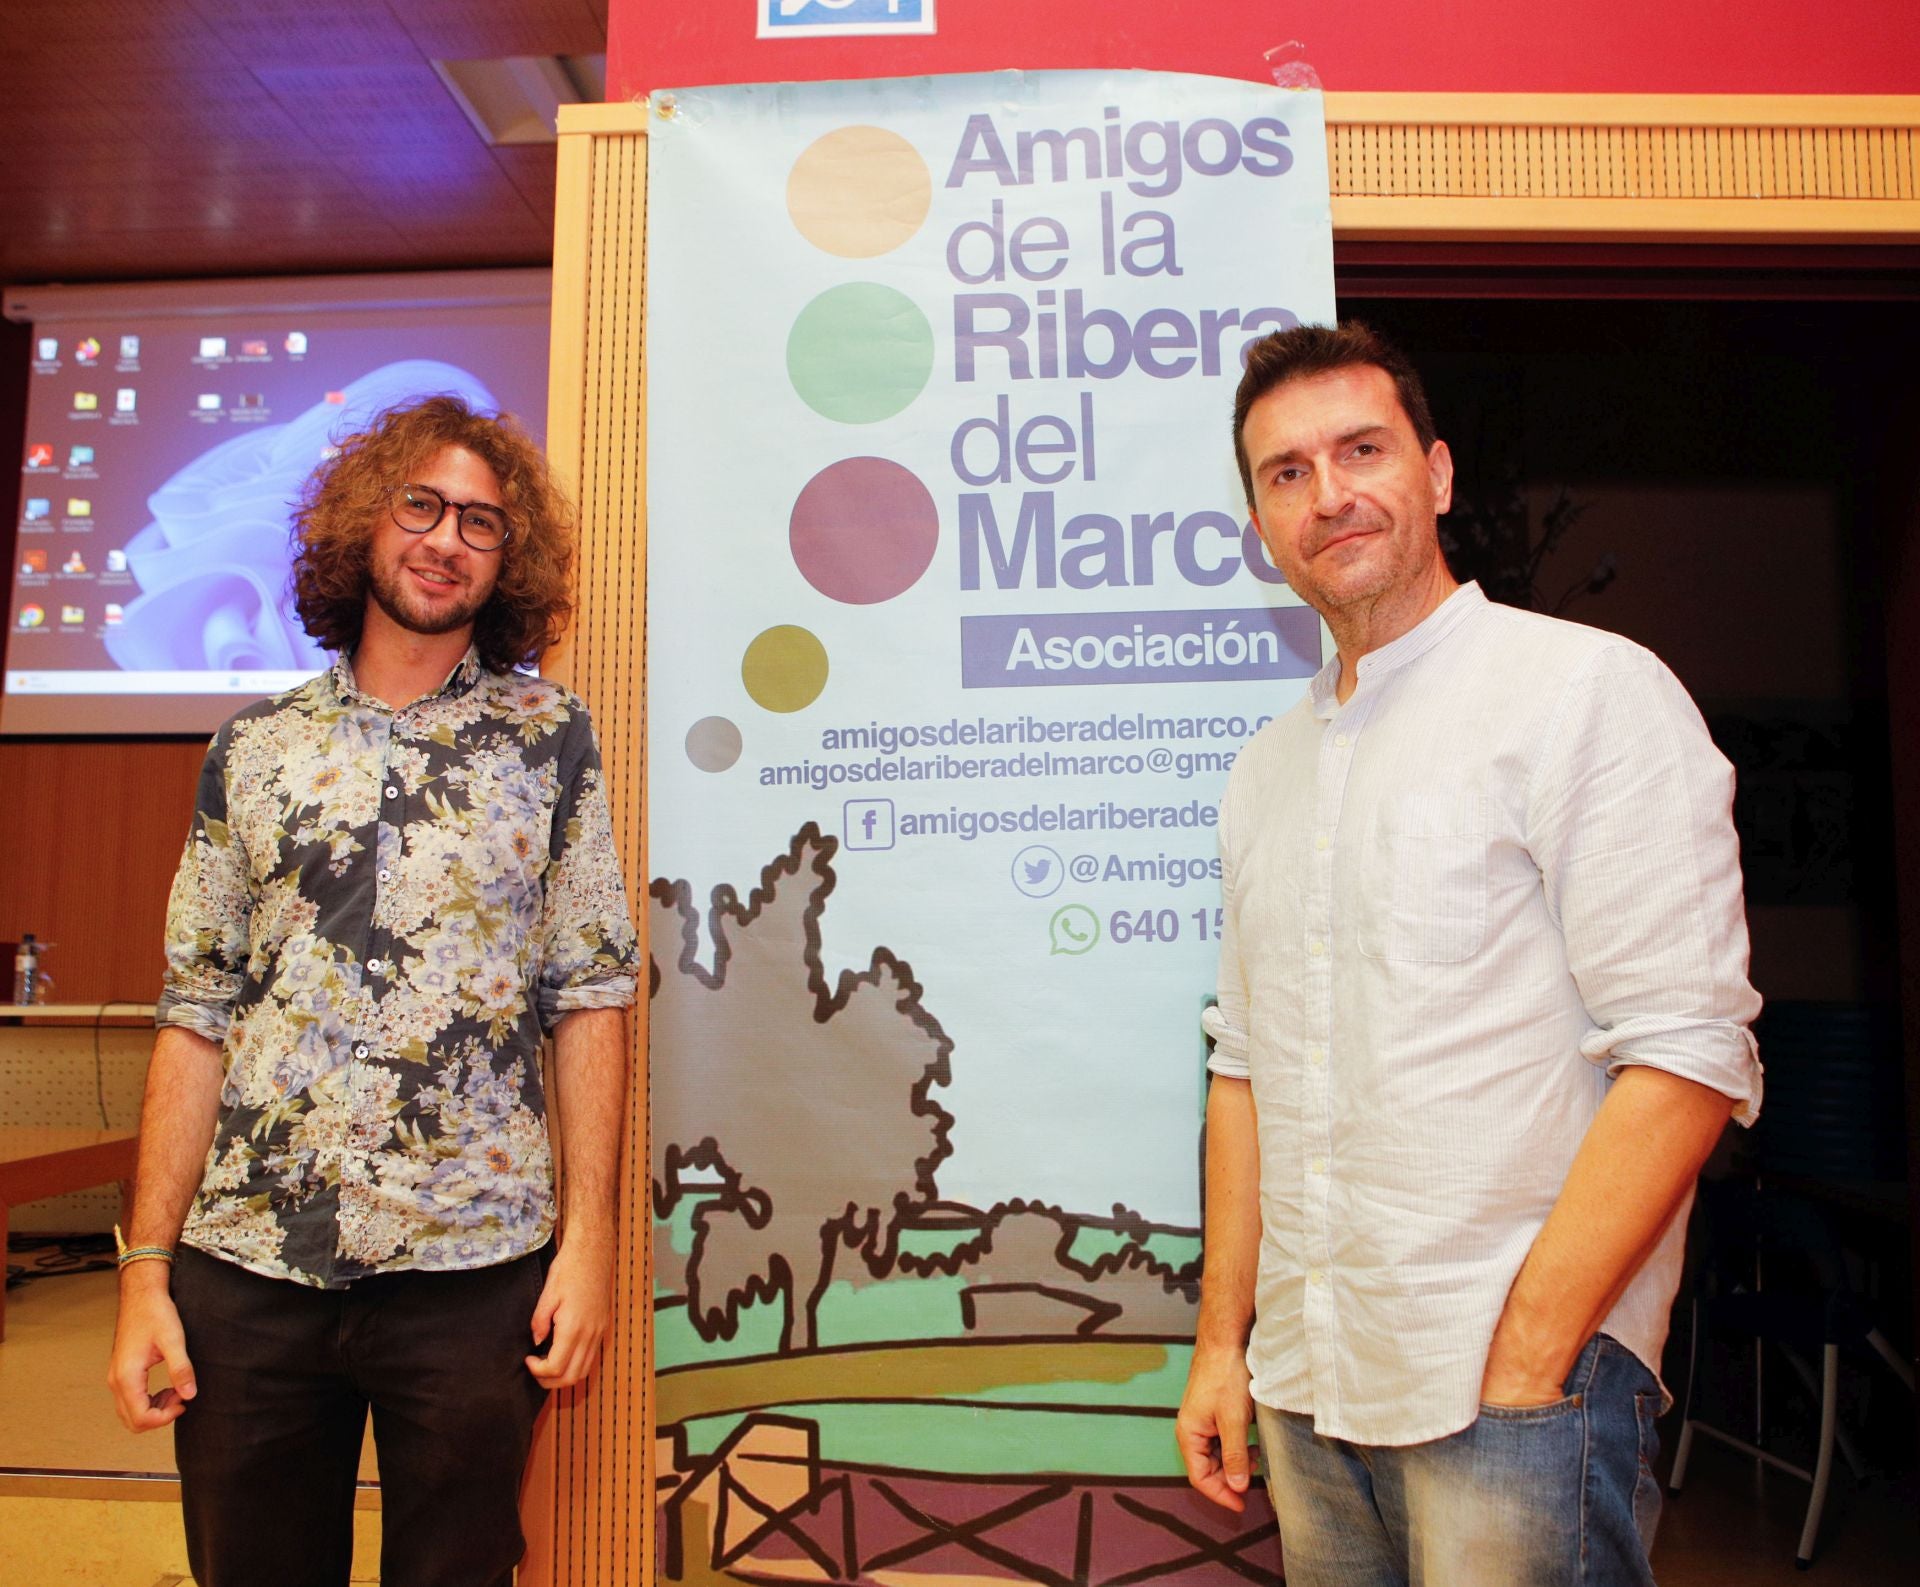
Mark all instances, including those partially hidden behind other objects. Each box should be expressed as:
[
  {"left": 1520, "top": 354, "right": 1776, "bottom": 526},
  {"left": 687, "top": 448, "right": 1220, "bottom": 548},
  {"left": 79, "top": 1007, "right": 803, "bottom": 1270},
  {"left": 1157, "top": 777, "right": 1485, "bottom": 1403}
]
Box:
[
  {"left": 1324, "top": 115, "right": 1918, "bottom": 204},
  {"left": 527, "top": 106, "right": 650, "bottom": 1587}
]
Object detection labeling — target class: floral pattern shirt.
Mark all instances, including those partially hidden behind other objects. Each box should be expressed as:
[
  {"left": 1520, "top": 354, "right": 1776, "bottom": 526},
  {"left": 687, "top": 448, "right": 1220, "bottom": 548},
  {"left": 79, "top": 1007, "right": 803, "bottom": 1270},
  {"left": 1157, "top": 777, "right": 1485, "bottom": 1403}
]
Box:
[{"left": 158, "top": 648, "right": 637, "bottom": 1287}]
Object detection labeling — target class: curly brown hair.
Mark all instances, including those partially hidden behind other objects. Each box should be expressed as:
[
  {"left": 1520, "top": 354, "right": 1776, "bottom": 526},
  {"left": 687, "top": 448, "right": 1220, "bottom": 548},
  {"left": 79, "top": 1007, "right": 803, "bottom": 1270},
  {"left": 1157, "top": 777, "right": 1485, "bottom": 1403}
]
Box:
[{"left": 290, "top": 396, "right": 575, "bottom": 673}]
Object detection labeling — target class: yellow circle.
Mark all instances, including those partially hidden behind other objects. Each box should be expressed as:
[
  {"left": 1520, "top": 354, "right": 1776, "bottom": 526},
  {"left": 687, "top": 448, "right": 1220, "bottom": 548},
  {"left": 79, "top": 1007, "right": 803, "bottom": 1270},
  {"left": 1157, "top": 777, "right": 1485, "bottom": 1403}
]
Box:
[
  {"left": 742, "top": 625, "right": 829, "bottom": 714},
  {"left": 787, "top": 126, "right": 932, "bottom": 258}
]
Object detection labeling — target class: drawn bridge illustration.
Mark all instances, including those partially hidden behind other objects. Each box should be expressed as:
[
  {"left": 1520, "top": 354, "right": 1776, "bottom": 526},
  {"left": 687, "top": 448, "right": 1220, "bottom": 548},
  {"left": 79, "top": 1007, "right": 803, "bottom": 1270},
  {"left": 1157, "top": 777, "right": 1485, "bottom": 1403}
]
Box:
[
  {"left": 649, "top": 826, "right": 1282, "bottom": 1585},
  {"left": 654, "top": 1346, "right": 1282, "bottom": 1587}
]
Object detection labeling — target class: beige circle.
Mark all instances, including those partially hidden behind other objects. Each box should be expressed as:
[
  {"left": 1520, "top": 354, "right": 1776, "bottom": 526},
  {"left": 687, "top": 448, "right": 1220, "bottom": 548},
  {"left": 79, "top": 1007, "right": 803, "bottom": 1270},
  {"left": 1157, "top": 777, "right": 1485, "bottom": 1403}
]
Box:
[{"left": 787, "top": 126, "right": 932, "bottom": 258}]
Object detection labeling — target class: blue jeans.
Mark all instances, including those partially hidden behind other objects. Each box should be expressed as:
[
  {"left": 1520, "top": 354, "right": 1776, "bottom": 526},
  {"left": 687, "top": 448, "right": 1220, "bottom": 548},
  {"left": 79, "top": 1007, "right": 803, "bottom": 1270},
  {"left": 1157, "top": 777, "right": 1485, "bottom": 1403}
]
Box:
[{"left": 1253, "top": 1334, "right": 1663, "bottom": 1586}]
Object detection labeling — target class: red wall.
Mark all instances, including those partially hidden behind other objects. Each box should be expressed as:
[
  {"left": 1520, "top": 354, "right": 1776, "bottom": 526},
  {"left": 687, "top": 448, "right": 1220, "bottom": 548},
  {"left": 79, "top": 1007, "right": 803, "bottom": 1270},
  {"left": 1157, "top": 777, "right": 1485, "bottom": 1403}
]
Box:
[{"left": 611, "top": 1, "right": 1919, "bottom": 98}]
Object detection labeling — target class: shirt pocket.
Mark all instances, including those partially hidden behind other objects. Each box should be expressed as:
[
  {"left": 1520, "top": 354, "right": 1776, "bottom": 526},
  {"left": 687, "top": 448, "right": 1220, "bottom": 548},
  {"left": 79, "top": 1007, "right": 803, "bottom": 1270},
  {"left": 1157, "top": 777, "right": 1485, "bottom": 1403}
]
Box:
[{"left": 1357, "top": 790, "right": 1488, "bottom": 963}]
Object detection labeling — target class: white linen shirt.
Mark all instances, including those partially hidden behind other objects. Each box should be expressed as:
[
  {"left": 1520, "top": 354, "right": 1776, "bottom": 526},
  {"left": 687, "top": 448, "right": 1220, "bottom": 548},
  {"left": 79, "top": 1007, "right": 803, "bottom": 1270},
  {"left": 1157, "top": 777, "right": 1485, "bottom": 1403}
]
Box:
[{"left": 1205, "top": 582, "right": 1761, "bottom": 1447}]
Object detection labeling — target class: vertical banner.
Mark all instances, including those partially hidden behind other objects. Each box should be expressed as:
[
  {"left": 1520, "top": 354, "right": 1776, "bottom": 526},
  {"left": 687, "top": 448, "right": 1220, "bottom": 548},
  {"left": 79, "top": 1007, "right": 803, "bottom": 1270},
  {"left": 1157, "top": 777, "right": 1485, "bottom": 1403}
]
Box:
[{"left": 647, "top": 70, "right": 1332, "bottom": 1583}]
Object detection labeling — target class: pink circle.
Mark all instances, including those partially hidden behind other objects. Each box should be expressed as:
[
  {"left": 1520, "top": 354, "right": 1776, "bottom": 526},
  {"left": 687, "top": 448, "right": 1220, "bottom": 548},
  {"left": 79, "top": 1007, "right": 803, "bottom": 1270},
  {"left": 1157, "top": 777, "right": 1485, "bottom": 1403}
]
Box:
[{"left": 788, "top": 457, "right": 938, "bottom": 605}]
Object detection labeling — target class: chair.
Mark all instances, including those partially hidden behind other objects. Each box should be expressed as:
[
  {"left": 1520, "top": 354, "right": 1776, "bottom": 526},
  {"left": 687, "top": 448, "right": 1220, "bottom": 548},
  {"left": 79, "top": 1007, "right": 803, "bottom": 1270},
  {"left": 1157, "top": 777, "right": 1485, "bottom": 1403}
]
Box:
[{"left": 1666, "top": 1003, "right": 1913, "bottom": 1569}]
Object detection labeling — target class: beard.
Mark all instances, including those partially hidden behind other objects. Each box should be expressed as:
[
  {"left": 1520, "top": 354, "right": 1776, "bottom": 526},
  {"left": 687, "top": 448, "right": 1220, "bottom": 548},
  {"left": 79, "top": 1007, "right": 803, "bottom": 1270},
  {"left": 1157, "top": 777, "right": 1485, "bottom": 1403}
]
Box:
[
  {"left": 367, "top": 555, "right": 492, "bottom": 637},
  {"left": 1293, "top": 510, "right": 1412, "bottom": 613}
]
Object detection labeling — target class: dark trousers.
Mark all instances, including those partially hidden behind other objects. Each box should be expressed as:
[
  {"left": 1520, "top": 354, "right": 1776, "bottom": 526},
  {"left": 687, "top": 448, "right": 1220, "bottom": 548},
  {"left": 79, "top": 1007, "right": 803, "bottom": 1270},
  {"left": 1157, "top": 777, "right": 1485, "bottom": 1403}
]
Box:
[{"left": 171, "top": 1244, "right": 551, "bottom": 1587}]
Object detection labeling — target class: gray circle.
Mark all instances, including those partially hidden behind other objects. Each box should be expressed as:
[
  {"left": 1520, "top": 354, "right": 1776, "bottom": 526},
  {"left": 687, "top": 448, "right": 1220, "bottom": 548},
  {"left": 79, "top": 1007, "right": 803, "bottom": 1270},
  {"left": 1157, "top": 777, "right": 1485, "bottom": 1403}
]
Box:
[{"left": 686, "top": 715, "right": 743, "bottom": 773}]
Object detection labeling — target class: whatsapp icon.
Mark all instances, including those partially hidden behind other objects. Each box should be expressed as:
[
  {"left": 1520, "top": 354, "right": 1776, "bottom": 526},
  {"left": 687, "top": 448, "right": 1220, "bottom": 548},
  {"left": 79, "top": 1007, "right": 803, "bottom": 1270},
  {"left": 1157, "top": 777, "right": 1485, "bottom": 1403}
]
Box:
[{"left": 1048, "top": 905, "right": 1100, "bottom": 957}]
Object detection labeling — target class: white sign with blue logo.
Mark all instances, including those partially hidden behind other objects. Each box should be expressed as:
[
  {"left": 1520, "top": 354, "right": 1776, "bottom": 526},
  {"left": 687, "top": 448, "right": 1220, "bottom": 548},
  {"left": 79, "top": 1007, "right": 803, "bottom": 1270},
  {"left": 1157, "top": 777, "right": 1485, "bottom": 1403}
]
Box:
[
  {"left": 646, "top": 70, "right": 1333, "bottom": 1227},
  {"left": 758, "top": 0, "right": 937, "bottom": 39}
]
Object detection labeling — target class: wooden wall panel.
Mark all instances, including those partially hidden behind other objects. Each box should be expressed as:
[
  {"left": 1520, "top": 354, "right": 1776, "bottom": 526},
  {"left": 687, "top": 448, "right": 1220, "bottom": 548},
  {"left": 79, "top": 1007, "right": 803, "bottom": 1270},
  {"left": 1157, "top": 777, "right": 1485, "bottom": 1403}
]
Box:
[
  {"left": 0, "top": 740, "right": 205, "bottom": 1006},
  {"left": 524, "top": 101, "right": 651, "bottom": 1587}
]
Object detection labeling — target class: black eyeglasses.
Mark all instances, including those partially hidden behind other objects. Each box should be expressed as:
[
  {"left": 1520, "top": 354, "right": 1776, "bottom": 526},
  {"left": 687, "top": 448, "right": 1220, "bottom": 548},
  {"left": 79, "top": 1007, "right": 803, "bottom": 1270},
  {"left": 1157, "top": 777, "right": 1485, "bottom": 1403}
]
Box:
[{"left": 389, "top": 484, "right": 512, "bottom": 552}]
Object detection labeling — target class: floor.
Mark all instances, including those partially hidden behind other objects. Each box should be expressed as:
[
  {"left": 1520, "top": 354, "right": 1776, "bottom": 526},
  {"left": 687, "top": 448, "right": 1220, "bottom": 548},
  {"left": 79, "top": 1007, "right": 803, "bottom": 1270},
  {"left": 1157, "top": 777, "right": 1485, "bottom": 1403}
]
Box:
[
  {"left": 2, "top": 1256, "right": 1914, "bottom": 1585},
  {"left": 0, "top": 1259, "right": 379, "bottom": 1585}
]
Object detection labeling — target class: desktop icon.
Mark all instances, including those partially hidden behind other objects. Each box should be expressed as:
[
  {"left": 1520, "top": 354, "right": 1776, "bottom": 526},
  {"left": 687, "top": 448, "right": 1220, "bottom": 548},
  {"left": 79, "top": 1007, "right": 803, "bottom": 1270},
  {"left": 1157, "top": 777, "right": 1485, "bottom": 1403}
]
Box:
[
  {"left": 20, "top": 550, "right": 47, "bottom": 575},
  {"left": 199, "top": 336, "right": 227, "bottom": 358},
  {"left": 104, "top": 602, "right": 124, "bottom": 624},
  {"left": 68, "top": 444, "right": 93, "bottom": 468},
  {"left": 240, "top": 338, "right": 268, "bottom": 357},
  {"left": 104, "top": 548, "right": 128, "bottom": 573},
  {"left": 73, "top": 391, "right": 98, "bottom": 411},
  {"left": 238, "top": 392, "right": 264, "bottom": 409},
  {"left": 62, "top": 550, "right": 87, "bottom": 574},
  {"left": 24, "top": 499, "right": 50, "bottom": 522},
  {"left": 60, "top": 604, "right": 85, "bottom": 626},
  {"left": 25, "top": 442, "right": 53, "bottom": 468},
  {"left": 36, "top": 337, "right": 58, "bottom": 361},
  {"left": 66, "top": 498, "right": 92, "bottom": 517},
  {"left": 115, "top": 388, "right": 136, "bottom": 413},
  {"left": 285, "top": 331, "right": 308, "bottom": 354},
  {"left": 75, "top": 337, "right": 101, "bottom": 363},
  {"left": 197, "top": 393, "right": 221, "bottom": 411},
  {"left": 18, "top": 605, "right": 45, "bottom": 629},
  {"left": 119, "top": 334, "right": 140, "bottom": 359}
]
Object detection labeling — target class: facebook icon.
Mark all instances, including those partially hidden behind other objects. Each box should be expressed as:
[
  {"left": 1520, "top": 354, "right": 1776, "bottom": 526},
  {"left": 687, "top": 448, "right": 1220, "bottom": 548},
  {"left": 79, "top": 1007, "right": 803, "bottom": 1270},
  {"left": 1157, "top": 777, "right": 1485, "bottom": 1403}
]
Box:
[{"left": 843, "top": 799, "right": 896, "bottom": 851}]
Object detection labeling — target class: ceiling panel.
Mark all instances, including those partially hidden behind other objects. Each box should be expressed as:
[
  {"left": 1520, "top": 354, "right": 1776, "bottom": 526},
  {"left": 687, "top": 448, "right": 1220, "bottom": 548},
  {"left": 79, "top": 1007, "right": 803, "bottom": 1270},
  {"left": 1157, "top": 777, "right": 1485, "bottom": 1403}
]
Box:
[
  {"left": 1, "top": 0, "right": 595, "bottom": 286},
  {"left": 185, "top": 0, "right": 417, "bottom": 70},
  {"left": 255, "top": 63, "right": 494, "bottom": 150},
  {"left": 491, "top": 145, "right": 561, "bottom": 219},
  {"left": 399, "top": 0, "right": 606, "bottom": 61},
  {"left": 99, "top": 69, "right": 316, "bottom": 146}
]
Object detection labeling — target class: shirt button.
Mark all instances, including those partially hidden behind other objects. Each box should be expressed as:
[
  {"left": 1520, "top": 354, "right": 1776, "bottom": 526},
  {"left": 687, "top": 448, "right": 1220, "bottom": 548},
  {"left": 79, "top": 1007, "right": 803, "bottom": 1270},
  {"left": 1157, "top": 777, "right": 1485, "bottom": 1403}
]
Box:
[
  {"left": 1307, "top": 1046, "right": 1325, "bottom": 1067},
  {"left": 384, "top": 785, "right": 399, "bottom": 799},
  {"left": 1308, "top": 938, "right": 1325, "bottom": 956},
  {"left": 378, "top": 869, "right": 390, "bottom": 882},
  {"left": 1334, "top": 733, "right": 1349, "bottom": 747},
  {"left": 1310, "top": 1156, "right": 1327, "bottom": 1175},
  {"left": 1307, "top": 1268, "right": 1325, "bottom": 1286},
  {"left": 367, "top": 958, "right": 383, "bottom": 975},
  {"left": 1314, "top": 833, "right": 1329, "bottom": 851},
  {"left": 353, "top": 1043, "right": 368, "bottom": 1059}
]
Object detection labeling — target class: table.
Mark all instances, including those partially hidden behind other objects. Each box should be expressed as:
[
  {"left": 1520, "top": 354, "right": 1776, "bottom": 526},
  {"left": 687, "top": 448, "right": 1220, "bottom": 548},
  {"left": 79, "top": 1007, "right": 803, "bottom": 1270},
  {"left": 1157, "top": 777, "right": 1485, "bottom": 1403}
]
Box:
[{"left": 0, "top": 1126, "right": 139, "bottom": 1341}]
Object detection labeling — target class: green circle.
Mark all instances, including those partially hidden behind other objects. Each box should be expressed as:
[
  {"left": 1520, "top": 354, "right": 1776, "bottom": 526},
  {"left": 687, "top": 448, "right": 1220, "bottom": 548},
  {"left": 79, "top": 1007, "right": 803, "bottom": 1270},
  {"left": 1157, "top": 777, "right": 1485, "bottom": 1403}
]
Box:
[
  {"left": 787, "top": 283, "right": 934, "bottom": 424},
  {"left": 742, "top": 625, "right": 829, "bottom": 714}
]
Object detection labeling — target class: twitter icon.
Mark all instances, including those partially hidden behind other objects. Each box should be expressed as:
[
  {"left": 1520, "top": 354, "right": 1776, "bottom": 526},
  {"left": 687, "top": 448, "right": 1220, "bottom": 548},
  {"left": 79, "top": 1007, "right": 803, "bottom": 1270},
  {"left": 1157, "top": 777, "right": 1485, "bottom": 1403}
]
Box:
[{"left": 1011, "top": 844, "right": 1065, "bottom": 899}]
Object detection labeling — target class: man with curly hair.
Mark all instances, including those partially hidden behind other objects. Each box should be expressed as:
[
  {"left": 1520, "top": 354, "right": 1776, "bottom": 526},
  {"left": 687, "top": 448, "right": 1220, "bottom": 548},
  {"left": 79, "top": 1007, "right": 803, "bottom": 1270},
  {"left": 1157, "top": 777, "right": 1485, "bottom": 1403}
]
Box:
[{"left": 108, "top": 397, "right": 639, "bottom": 1587}]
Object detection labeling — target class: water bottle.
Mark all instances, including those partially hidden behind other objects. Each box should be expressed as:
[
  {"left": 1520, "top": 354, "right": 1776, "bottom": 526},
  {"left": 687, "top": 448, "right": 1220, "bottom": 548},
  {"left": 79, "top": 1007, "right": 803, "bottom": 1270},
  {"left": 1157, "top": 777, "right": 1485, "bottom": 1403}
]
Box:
[{"left": 11, "top": 933, "right": 41, "bottom": 1006}]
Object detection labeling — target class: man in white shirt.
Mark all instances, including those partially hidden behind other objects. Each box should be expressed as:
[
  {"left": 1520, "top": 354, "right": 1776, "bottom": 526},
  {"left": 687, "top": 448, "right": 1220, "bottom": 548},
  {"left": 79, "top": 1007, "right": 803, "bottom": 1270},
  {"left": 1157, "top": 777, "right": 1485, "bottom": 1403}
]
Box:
[{"left": 1175, "top": 322, "right": 1762, "bottom": 1585}]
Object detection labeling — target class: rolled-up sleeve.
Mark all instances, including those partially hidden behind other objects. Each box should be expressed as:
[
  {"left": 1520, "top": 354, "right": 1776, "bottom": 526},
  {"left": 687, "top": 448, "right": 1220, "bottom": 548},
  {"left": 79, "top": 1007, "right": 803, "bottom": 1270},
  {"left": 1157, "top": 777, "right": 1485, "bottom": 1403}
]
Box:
[
  {"left": 1205, "top": 791, "right": 1252, "bottom": 1079},
  {"left": 155, "top": 732, "right": 253, "bottom": 1046},
  {"left": 537, "top": 706, "right": 639, "bottom": 1032},
  {"left": 1529, "top": 646, "right": 1763, "bottom": 1123}
]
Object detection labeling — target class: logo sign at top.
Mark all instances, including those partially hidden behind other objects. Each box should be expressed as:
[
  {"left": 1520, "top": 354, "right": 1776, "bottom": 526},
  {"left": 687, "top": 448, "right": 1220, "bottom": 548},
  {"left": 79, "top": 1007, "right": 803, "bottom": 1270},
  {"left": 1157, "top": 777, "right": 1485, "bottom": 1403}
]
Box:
[{"left": 759, "top": 0, "right": 936, "bottom": 39}]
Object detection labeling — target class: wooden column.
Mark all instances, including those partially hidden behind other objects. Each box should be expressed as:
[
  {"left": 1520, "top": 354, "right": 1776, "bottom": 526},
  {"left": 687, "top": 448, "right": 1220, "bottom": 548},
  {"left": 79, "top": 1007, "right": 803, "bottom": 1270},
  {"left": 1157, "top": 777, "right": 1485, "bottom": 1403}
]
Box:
[{"left": 523, "top": 100, "right": 654, "bottom": 1587}]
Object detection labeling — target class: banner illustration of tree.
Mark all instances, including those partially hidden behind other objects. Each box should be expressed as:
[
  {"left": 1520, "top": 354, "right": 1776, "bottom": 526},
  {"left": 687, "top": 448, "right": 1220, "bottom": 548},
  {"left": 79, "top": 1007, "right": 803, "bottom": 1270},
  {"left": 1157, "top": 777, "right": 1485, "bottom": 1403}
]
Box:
[{"left": 646, "top": 69, "right": 1335, "bottom": 1585}]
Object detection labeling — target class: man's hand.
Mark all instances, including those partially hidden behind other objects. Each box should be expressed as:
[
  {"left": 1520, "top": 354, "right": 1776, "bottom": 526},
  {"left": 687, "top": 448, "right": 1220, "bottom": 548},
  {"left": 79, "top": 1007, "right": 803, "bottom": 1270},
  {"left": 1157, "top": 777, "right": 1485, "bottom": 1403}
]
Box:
[
  {"left": 1478, "top": 1067, "right": 1737, "bottom": 1413},
  {"left": 107, "top": 1265, "right": 197, "bottom": 1432},
  {"left": 1478, "top": 1312, "right": 1573, "bottom": 1409},
  {"left": 1177, "top": 1341, "right": 1256, "bottom": 1512},
  {"left": 526, "top": 1229, "right": 614, "bottom": 1389}
]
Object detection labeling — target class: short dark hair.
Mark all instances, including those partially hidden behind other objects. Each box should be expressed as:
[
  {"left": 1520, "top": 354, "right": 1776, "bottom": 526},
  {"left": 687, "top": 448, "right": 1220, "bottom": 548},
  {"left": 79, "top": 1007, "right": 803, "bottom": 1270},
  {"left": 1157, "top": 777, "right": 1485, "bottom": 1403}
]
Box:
[
  {"left": 290, "top": 396, "right": 576, "bottom": 673},
  {"left": 1232, "top": 321, "right": 1438, "bottom": 508}
]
